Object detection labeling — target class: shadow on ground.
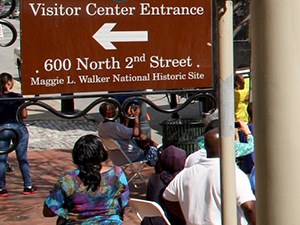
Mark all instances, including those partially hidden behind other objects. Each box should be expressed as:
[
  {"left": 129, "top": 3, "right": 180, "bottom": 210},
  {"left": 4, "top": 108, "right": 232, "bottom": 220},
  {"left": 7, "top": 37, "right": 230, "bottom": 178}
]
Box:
[{"left": 1, "top": 149, "right": 153, "bottom": 225}]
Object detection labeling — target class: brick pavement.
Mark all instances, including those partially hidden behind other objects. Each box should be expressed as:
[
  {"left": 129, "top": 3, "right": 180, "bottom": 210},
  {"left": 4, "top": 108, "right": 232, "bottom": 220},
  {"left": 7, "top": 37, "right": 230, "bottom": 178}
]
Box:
[
  {"left": 0, "top": 80, "right": 165, "bottom": 224},
  {"left": 26, "top": 119, "right": 99, "bottom": 150},
  {"left": 1, "top": 80, "right": 156, "bottom": 224},
  {"left": 1, "top": 149, "right": 154, "bottom": 225}
]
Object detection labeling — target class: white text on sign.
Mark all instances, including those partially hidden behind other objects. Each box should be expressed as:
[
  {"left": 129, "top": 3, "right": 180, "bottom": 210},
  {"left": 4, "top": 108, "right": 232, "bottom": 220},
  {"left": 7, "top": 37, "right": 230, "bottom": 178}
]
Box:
[{"left": 29, "top": 3, "right": 205, "bottom": 17}]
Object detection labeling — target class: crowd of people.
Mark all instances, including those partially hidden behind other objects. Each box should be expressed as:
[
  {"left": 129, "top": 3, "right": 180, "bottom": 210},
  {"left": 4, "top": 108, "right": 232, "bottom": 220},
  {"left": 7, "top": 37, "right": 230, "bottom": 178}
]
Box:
[{"left": 0, "top": 71, "right": 257, "bottom": 224}]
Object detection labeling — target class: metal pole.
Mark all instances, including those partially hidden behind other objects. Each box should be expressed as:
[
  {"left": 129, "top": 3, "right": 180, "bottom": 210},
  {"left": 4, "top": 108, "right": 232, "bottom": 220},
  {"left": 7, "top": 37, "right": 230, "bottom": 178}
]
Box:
[
  {"left": 170, "top": 94, "right": 180, "bottom": 119},
  {"left": 251, "top": 0, "right": 300, "bottom": 224},
  {"left": 61, "top": 93, "right": 75, "bottom": 114},
  {"left": 218, "top": 1, "right": 237, "bottom": 225}
]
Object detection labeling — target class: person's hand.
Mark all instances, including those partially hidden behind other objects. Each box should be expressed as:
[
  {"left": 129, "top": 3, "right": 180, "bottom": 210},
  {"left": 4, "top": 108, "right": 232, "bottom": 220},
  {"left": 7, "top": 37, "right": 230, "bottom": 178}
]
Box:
[
  {"left": 235, "top": 129, "right": 240, "bottom": 141},
  {"left": 131, "top": 105, "right": 140, "bottom": 117},
  {"left": 127, "top": 104, "right": 140, "bottom": 117},
  {"left": 127, "top": 106, "right": 134, "bottom": 117},
  {"left": 140, "top": 133, "right": 148, "bottom": 141},
  {"left": 140, "top": 133, "right": 158, "bottom": 147},
  {"left": 133, "top": 106, "right": 141, "bottom": 117}
]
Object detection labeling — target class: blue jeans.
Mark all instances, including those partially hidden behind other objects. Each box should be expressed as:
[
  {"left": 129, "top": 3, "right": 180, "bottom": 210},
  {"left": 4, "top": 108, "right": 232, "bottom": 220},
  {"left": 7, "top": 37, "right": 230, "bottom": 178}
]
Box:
[{"left": 0, "top": 123, "right": 32, "bottom": 189}]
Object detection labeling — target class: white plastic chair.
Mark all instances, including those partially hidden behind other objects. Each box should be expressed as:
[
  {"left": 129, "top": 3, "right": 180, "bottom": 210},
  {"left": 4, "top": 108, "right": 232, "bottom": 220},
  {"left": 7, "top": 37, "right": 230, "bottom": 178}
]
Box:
[
  {"left": 101, "top": 138, "right": 148, "bottom": 187},
  {"left": 129, "top": 198, "right": 171, "bottom": 225}
]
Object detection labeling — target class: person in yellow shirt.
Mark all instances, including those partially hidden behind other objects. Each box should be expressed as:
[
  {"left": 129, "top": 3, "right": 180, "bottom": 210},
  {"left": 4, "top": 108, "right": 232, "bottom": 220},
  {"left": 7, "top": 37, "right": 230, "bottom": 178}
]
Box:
[{"left": 234, "top": 74, "right": 250, "bottom": 123}]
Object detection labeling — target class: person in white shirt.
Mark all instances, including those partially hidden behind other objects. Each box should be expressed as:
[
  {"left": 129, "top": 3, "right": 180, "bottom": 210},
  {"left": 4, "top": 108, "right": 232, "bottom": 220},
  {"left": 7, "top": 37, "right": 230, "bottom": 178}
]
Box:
[{"left": 163, "top": 127, "right": 256, "bottom": 225}]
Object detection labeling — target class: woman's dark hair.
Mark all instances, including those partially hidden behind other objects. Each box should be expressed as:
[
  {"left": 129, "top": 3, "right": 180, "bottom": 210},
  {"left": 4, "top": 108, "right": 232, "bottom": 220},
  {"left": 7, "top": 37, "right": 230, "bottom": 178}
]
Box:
[
  {"left": 72, "top": 134, "right": 108, "bottom": 191},
  {"left": 99, "top": 102, "right": 115, "bottom": 117},
  {"left": 0, "top": 72, "right": 13, "bottom": 94},
  {"left": 99, "top": 102, "right": 109, "bottom": 117}
]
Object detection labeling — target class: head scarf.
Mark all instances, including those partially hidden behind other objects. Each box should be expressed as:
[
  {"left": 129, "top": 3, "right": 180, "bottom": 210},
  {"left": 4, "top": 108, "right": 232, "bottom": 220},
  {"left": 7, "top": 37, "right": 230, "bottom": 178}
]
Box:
[{"left": 160, "top": 145, "right": 187, "bottom": 184}]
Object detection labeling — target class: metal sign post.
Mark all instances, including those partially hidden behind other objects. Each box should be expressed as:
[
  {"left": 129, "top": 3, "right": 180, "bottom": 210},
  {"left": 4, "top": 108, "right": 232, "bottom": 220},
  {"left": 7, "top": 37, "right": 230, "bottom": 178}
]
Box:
[{"left": 218, "top": 1, "right": 237, "bottom": 225}]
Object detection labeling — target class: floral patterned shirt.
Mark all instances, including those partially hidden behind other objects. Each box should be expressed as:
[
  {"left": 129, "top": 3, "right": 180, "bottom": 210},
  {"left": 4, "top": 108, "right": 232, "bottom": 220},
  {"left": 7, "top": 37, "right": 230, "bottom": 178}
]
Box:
[
  {"left": 45, "top": 166, "right": 129, "bottom": 225},
  {"left": 197, "top": 134, "right": 254, "bottom": 157}
]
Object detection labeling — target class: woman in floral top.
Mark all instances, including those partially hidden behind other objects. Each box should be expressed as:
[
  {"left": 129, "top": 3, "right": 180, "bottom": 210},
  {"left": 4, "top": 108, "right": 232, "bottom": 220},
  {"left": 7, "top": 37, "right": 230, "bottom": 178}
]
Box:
[{"left": 43, "top": 134, "right": 129, "bottom": 224}]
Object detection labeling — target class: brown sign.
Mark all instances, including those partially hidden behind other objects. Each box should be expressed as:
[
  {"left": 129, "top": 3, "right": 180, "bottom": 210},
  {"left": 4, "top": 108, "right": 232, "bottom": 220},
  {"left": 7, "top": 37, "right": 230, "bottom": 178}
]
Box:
[{"left": 21, "top": 0, "right": 213, "bottom": 95}]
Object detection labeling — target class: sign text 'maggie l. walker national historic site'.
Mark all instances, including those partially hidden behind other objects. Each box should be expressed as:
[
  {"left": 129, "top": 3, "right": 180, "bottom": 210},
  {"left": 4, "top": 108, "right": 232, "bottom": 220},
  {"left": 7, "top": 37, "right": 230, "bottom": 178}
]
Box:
[{"left": 21, "top": 0, "right": 213, "bottom": 95}]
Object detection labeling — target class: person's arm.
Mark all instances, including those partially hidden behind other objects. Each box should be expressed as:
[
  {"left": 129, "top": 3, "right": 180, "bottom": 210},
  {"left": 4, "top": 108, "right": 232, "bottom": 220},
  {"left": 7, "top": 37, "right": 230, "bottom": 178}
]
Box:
[
  {"left": 245, "top": 92, "right": 250, "bottom": 102},
  {"left": 43, "top": 177, "right": 68, "bottom": 219},
  {"left": 234, "top": 120, "right": 254, "bottom": 157},
  {"left": 122, "top": 117, "right": 129, "bottom": 127},
  {"left": 123, "top": 106, "right": 133, "bottom": 127},
  {"left": 118, "top": 168, "right": 130, "bottom": 209},
  {"left": 132, "top": 117, "right": 140, "bottom": 137},
  {"left": 236, "top": 167, "right": 256, "bottom": 224},
  {"left": 21, "top": 108, "right": 27, "bottom": 119},
  {"left": 43, "top": 203, "right": 56, "bottom": 217},
  {"left": 115, "top": 167, "right": 129, "bottom": 220},
  {"left": 126, "top": 106, "right": 140, "bottom": 137},
  {"left": 164, "top": 200, "right": 185, "bottom": 221},
  {"left": 234, "top": 135, "right": 254, "bottom": 157},
  {"left": 237, "top": 120, "right": 252, "bottom": 136},
  {"left": 235, "top": 129, "right": 240, "bottom": 141},
  {"left": 163, "top": 172, "right": 186, "bottom": 222},
  {"left": 139, "top": 133, "right": 158, "bottom": 147},
  {"left": 241, "top": 200, "right": 256, "bottom": 225}
]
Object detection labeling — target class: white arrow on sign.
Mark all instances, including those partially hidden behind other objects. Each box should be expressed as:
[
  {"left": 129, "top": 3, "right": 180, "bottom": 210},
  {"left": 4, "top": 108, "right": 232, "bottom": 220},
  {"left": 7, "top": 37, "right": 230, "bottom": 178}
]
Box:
[{"left": 93, "top": 23, "right": 148, "bottom": 50}]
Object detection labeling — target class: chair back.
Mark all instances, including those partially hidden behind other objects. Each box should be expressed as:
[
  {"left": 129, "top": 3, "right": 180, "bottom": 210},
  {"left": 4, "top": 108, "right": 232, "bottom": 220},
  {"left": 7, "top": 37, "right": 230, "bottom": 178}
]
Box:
[
  {"left": 101, "top": 138, "right": 131, "bottom": 166},
  {"left": 101, "top": 138, "right": 148, "bottom": 186},
  {"left": 129, "top": 198, "right": 171, "bottom": 225},
  {"left": 102, "top": 138, "right": 121, "bottom": 151}
]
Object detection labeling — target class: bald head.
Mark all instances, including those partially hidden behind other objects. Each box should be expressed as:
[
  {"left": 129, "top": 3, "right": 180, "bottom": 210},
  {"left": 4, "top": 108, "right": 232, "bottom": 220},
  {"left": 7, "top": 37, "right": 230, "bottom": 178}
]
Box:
[{"left": 204, "top": 127, "right": 220, "bottom": 158}]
